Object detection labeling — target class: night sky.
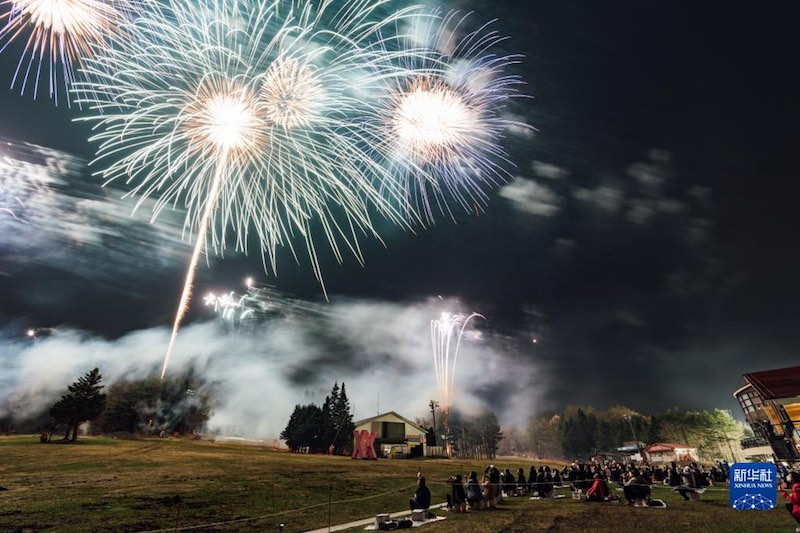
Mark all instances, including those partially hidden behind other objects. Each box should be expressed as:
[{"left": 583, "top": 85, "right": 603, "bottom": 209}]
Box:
[{"left": 2, "top": 0, "right": 799, "bottom": 426}]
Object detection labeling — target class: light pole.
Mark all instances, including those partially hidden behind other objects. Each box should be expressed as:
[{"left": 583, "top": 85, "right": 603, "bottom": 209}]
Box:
[
  {"left": 623, "top": 414, "right": 642, "bottom": 459},
  {"left": 429, "top": 400, "right": 439, "bottom": 448}
]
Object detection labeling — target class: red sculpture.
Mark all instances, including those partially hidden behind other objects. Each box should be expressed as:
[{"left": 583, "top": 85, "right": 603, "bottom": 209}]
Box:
[{"left": 352, "top": 429, "right": 378, "bottom": 459}]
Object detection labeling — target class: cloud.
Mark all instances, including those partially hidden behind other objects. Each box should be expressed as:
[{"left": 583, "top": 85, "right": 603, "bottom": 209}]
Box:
[
  {"left": 499, "top": 177, "right": 561, "bottom": 217},
  {"left": 532, "top": 161, "right": 569, "bottom": 180},
  {"left": 572, "top": 185, "right": 625, "bottom": 213},
  {"left": 0, "top": 138, "right": 192, "bottom": 289},
  {"left": 627, "top": 149, "right": 672, "bottom": 195},
  {"left": 0, "top": 297, "right": 546, "bottom": 438}
]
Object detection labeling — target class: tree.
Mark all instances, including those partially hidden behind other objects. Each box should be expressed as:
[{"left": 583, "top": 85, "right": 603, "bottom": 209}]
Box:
[
  {"left": 527, "top": 415, "right": 563, "bottom": 459},
  {"left": 49, "top": 368, "right": 106, "bottom": 442},
  {"left": 97, "top": 373, "right": 211, "bottom": 435},
  {"left": 475, "top": 411, "right": 504, "bottom": 459},
  {"left": 329, "top": 382, "right": 354, "bottom": 455},
  {"left": 281, "top": 404, "right": 325, "bottom": 452}
]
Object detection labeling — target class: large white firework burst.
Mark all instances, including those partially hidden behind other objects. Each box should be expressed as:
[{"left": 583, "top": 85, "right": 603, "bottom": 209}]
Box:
[
  {"left": 74, "top": 0, "right": 422, "bottom": 378},
  {"left": 0, "top": 0, "right": 132, "bottom": 104},
  {"left": 366, "top": 11, "right": 530, "bottom": 222}
]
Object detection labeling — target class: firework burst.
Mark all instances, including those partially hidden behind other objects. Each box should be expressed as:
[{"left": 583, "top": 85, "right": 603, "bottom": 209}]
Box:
[
  {"left": 75, "top": 0, "right": 422, "bottom": 378},
  {"left": 365, "top": 11, "right": 530, "bottom": 222},
  {"left": 0, "top": 0, "right": 131, "bottom": 104}
]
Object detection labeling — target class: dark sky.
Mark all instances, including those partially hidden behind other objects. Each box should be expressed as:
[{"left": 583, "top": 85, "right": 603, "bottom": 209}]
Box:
[{"left": 2, "top": 0, "right": 799, "bottom": 419}]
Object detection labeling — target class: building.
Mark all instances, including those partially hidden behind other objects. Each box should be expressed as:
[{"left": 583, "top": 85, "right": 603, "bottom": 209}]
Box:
[
  {"left": 614, "top": 441, "right": 646, "bottom": 462},
  {"left": 644, "top": 442, "right": 699, "bottom": 463},
  {"left": 734, "top": 365, "right": 800, "bottom": 463},
  {"left": 353, "top": 411, "right": 429, "bottom": 458}
]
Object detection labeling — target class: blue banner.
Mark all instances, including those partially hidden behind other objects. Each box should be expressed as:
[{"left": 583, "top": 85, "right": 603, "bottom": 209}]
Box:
[{"left": 730, "top": 462, "right": 777, "bottom": 510}]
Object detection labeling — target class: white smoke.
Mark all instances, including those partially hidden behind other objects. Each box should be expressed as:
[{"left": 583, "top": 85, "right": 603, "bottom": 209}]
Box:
[{"left": 1, "top": 297, "right": 545, "bottom": 439}]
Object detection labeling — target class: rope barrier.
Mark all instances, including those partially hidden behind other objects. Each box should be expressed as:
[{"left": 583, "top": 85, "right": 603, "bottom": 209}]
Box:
[
  {"left": 132, "top": 477, "right": 736, "bottom": 532},
  {"left": 135, "top": 483, "right": 418, "bottom": 533}
]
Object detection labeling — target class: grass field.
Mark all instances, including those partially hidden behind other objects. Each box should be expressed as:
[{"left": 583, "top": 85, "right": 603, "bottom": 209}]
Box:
[{"left": 0, "top": 435, "right": 795, "bottom": 532}]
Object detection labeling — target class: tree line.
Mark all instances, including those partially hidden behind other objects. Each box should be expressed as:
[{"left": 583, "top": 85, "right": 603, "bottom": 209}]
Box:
[
  {"left": 500, "top": 404, "right": 748, "bottom": 461},
  {"left": 26, "top": 368, "right": 212, "bottom": 442}
]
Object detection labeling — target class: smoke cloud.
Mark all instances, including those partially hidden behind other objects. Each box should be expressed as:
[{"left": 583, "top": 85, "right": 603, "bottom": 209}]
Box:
[{"left": 0, "top": 297, "right": 545, "bottom": 439}]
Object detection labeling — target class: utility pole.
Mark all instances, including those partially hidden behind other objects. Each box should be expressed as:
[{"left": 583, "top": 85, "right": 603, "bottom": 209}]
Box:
[
  {"left": 623, "top": 414, "right": 641, "bottom": 458},
  {"left": 429, "top": 400, "right": 439, "bottom": 447}
]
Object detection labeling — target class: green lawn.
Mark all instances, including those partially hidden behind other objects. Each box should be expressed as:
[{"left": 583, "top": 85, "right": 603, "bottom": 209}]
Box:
[{"left": 0, "top": 436, "right": 794, "bottom": 532}]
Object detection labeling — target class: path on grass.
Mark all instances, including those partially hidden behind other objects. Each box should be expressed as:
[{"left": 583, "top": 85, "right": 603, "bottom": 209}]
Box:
[{"left": 304, "top": 502, "right": 447, "bottom": 533}]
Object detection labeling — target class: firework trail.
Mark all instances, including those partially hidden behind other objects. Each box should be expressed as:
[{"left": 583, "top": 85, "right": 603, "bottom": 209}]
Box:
[
  {"left": 364, "top": 11, "right": 530, "bottom": 222},
  {"left": 430, "top": 310, "right": 484, "bottom": 414},
  {"left": 75, "top": 0, "right": 423, "bottom": 378},
  {"left": 0, "top": 0, "right": 134, "bottom": 104}
]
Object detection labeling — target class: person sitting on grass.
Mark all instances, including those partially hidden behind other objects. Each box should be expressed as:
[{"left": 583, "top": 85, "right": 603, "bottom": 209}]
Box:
[
  {"left": 503, "top": 468, "right": 516, "bottom": 496},
  {"left": 534, "top": 466, "right": 555, "bottom": 498},
  {"left": 552, "top": 468, "right": 563, "bottom": 487},
  {"left": 679, "top": 466, "right": 702, "bottom": 501},
  {"left": 623, "top": 468, "right": 651, "bottom": 507},
  {"left": 781, "top": 472, "right": 800, "bottom": 532},
  {"left": 516, "top": 468, "right": 527, "bottom": 494},
  {"left": 482, "top": 465, "right": 500, "bottom": 508},
  {"left": 409, "top": 476, "right": 431, "bottom": 512},
  {"left": 446, "top": 474, "right": 466, "bottom": 513},
  {"left": 466, "top": 471, "right": 484, "bottom": 510},
  {"left": 586, "top": 473, "right": 609, "bottom": 502}
]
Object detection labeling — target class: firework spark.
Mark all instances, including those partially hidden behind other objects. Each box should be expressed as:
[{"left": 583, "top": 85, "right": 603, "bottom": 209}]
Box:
[
  {"left": 0, "top": 0, "right": 130, "bottom": 104},
  {"left": 430, "top": 310, "right": 484, "bottom": 414},
  {"left": 76, "top": 0, "right": 421, "bottom": 378},
  {"left": 204, "top": 291, "right": 252, "bottom": 323},
  {"left": 366, "top": 11, "right": 530, "bottom": 222}
]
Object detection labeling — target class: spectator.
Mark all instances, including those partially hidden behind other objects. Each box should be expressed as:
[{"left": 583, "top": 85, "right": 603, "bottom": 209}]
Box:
[
  {"left": 781, "top": 472, "right": 800, "bottom": 531},
  {"left": 409, "top": 476, "right": 431, "bottom": 511},
  {"left": 516, "top": 468, "right": 527, "bottom": 494},
  {"left": 623, "top": 468, "right": 650, "bottom": 506},
  {"left": 586, "top": 473, "right": 609, "bottom": 502},
  {"left": 536, "top": 466, "right": 555, "bottom": 498},
  {"left": 502, "top": 468, "right": 516, "bottom": 496},
  {"left": 446, "top": 474, "right": 466, "bottom": 513},
  {"left": 466, "top": 471, "right": 483, "bottom": 510},
  {"left": 668, "top": 462, "right": 689, "bottom": 501},
  {"left": 482, "top": 465, "right": 500, "bottom": 508}
]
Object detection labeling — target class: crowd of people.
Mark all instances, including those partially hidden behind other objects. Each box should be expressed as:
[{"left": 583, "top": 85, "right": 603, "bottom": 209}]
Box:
[
  {"left": 418, "top": 458, "right": 741, "bottom": 514},
  {"left": 405, "top": 459, "right": 800, "bottom": 530}
]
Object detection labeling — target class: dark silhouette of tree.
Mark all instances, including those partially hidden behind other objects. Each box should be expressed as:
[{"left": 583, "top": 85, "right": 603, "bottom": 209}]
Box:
[
  {"left": 281, "top": 404, "right": 324, "bottom": 452},
  {"left": 330, "top": 382, "right": 354, "bottom": 455},
  {"left": 320, "top": 383, "right": 339, "bottom": 452},
  {"left": 476, "top": 411, "right": 503, "bottom": 459},
  {"left": 49, "top": 368, "right": 106, "bottom": 442}
]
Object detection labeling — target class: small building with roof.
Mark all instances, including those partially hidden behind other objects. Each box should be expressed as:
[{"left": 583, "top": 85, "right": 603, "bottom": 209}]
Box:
[
  {"left": 353, "top": 411, "right": 430, "bottom": 458},
  {"left": 645, "top": 442, "right": 699, "bottom": 463}
]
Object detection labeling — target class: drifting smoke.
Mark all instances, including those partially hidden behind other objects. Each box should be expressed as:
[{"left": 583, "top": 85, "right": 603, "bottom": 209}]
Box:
[
  {"left": 0, "top": 297, "right": 544, "bottom": 439},
  {"left": 0, "top": 137, "right": 190, "bottom": 288}
]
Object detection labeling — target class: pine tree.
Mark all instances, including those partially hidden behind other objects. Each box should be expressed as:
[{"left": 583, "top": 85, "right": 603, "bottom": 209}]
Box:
[
  {"left": 330, "top": 382, "right": 354, "bottom": 455},
  {"left": 49, "top": 368, "right": 106, "bottom": 442}
]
